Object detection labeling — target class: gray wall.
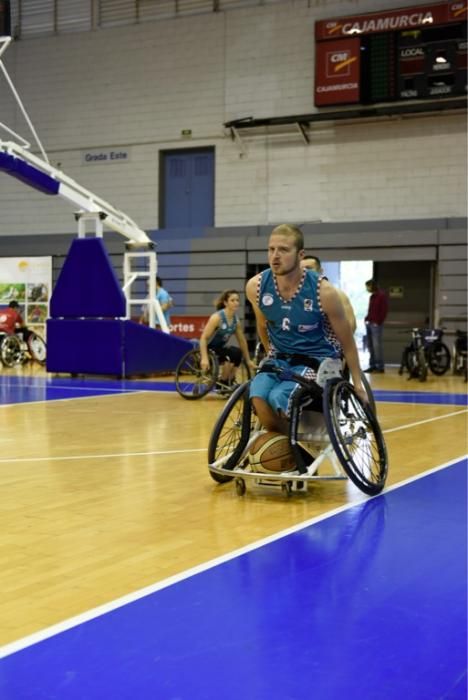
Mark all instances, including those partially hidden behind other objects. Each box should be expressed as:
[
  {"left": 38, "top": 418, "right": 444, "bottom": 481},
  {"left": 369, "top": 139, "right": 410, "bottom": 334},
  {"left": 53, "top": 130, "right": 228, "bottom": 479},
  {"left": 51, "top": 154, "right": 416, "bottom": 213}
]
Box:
[{"left": 0, "top": 217, "right": 466, "bottom": 360}]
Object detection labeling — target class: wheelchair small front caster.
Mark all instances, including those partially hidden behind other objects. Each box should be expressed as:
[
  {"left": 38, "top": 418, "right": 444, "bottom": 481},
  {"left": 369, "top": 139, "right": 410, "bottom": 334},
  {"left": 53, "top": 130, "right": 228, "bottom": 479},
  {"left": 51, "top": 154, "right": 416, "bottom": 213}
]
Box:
[
  {"left": 281, "top": 481, "right": 292, "bottom": 498},
  {"left": 235, "top": 478, "right": 246, "bottom": 496}
]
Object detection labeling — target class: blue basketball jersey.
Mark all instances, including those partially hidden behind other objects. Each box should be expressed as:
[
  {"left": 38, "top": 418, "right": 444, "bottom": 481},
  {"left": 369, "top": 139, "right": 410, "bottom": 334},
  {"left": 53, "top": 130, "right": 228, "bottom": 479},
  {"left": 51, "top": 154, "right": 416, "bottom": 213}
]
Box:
[
  {"left": 256, "top": 268, "right": 341, "bottom": 360},
  {"left": 208, "top": 309, "right": 238, "bottom": 349}
]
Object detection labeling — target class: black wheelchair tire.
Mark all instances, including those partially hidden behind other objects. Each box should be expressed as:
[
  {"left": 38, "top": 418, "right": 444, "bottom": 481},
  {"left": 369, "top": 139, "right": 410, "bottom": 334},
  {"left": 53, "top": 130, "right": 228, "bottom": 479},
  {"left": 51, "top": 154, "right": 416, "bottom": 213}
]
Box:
[
  {"left": 27, "top": 332, "right": 47, "bottom": 364},
  {"left": 0, "top": 334, "right": 22, "bottom": 367},
  {"left": 175, "top": 348, "right": 218, "bottom": 400},
  {"left": 427, "top": 341, "right": 451, "bottom": 375},
  {"left": 324, "top": 379, "right": 388, "bottom": 496},
  {"left": 359, "top": 370, "right": 377, "bottom": 417},
  {"left": 207, "top": 382, "right": 253, "bottom": 483},
  {"left": 405, "top": 347, "right": 427, "bottom": 381}
]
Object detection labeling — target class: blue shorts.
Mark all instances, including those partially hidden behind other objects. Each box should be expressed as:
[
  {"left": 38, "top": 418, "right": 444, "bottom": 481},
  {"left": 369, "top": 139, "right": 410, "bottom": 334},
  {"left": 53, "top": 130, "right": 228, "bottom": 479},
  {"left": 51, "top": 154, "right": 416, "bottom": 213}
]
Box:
[{"left": 249, "top": 358, "right": 317, "bottom": 418}]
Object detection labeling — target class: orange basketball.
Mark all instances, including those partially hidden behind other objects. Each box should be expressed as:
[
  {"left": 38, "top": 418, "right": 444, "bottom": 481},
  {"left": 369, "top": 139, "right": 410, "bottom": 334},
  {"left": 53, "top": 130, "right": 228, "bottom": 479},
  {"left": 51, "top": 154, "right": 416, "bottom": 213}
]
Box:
[{"left": 248, "top": 432, "right": 296, "bottom": 473}]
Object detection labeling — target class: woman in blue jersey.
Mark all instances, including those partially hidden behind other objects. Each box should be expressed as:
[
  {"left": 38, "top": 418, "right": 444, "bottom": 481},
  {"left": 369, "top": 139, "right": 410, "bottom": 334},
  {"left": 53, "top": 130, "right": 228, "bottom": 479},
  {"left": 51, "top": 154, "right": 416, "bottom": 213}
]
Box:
[
  {"left": 246, "top": 224, "right": 367, "bottom": 434},
  {"left": 199, "top": 290, "right": 255, "bottom": 388}
]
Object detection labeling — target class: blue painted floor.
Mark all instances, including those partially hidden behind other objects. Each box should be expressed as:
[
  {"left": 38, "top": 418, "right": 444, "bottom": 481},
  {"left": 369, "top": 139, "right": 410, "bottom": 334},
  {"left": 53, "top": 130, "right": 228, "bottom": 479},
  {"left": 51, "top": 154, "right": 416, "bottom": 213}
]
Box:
[
  {"left": 0, "top": 374, "right": 466, "bottom": 406},
  {"left": 0, "top": 460, "right": 466, "bottom": 699}
]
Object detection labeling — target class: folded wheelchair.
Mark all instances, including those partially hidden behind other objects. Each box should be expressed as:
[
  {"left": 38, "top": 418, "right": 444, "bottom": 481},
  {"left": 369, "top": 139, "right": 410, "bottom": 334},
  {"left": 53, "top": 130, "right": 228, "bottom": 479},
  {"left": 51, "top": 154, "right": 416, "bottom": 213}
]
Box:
[{"left": 208, "top": 362, "right": 388, "bottom": 498}]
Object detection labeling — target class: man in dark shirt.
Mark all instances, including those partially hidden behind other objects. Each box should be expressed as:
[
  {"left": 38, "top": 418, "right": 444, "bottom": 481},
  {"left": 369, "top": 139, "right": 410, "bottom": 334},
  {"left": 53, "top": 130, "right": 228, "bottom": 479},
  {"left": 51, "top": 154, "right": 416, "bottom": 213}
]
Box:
[{"left": 364, "top": 279, "right": 388, "bottom": 373}]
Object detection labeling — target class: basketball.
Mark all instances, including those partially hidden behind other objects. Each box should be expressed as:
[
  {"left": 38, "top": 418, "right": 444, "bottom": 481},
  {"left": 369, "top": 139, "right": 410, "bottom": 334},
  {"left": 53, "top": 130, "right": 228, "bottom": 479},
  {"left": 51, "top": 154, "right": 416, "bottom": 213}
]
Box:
[{"left": 248, "top": 432, "right": 296, "bottom": 473}]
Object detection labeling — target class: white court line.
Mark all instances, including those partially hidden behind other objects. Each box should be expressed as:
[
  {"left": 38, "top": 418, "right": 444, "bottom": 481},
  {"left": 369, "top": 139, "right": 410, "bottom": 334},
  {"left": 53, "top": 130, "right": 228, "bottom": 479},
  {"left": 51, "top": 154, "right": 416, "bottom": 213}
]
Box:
[
  {"left": 0, "top": 454, "right": 465, "bottom": 660},
  {"left": 0, "top": 408, "right": 466, "bottom": 462},
  {"left": 0, "top": 406, "right": 465, "bottom": 464},
  {"left": 0, "top": 389, "right": 152, "bottom": 409},
  {"left": 382, "top": 408, "right": 467, "bottom": 434},
  {"left": 0, "top": 447, "right": 207, "bottom": 464}
]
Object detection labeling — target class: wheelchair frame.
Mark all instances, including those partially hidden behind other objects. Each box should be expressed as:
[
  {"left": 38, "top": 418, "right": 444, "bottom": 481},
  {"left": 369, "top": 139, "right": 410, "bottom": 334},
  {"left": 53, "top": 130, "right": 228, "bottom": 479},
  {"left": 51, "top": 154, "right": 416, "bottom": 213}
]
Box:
[{"left": 208, "top": 365, "right": 388, "bottom": 498}]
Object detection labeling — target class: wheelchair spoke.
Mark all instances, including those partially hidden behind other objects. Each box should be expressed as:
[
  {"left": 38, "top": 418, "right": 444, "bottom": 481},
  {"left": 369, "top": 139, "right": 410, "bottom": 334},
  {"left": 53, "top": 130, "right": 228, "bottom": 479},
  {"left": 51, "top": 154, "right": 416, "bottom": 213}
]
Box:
[
  {"left": 175, "top": 349, "right": 218, "bottom": 399},
  {"left": 208, "top": 383, "right": 254, "bottom": 481},
  {"left": 325, "top": 380, "right": 387, "bottom": 495}
]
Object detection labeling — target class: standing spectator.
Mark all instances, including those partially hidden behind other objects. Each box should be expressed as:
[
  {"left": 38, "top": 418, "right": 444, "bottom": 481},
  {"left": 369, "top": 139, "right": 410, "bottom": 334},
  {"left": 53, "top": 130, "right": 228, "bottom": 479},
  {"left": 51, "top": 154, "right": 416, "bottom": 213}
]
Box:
[
  {"left": 140, "top": 276, "right": 173, "bottom": 329},
  {"left": 364, "top": 279, "right": 388, "bottom": 373},
  {"left": 155, "top": 276, "right": 173, "bottom": 328}
]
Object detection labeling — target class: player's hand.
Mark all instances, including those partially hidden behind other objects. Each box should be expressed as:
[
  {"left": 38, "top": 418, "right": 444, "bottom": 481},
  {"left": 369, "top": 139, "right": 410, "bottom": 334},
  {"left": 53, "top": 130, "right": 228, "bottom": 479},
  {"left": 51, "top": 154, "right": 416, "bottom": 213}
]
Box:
[{"left": 354, "top": 383, "right": 369, "bottom": 405}]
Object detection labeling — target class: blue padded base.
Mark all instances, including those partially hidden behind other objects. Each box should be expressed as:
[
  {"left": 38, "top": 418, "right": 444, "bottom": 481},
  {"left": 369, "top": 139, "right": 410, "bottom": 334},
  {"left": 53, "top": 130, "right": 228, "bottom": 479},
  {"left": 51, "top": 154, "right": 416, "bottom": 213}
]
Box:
[{"left": 46, "top": 319, "right": 192, "bottom": 377}]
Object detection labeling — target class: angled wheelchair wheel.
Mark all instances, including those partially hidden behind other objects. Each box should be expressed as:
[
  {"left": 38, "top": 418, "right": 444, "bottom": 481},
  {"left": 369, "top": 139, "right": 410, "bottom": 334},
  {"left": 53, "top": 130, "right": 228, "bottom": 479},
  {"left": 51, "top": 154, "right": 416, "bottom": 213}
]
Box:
[
  {"left": 175, "top": 348, "right": 218, "bottom": 400},
  {"left": 0, "top": 334, "right": 23, "bottom": 367},
  {"left": 427, "top": 341, "right": 450, "bottom": 375},
  {"left": 324, "top": 379, "right": 388, "bottom": 496},
  {"left": 208, "top": 382, "right": 254, "bottom": 483},
  {"left": 27, "top": 332, "right": 47, "bottom": 364},
  {"left": 359, "top": 370, "right": 377, "bottom": 417},
  {"left": 406, "top": 347, "right": 427, "bottom": 382}
]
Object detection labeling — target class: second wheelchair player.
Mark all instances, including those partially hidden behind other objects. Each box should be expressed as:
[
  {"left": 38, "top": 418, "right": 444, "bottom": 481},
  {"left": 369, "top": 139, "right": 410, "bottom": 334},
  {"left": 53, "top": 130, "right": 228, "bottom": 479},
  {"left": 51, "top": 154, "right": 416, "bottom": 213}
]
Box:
[
  {"left": 246, "top": 224, "right": 368, "bottom": 436},
  {"left": 199, "top": 289, "right": 256, "bottom": 393}
]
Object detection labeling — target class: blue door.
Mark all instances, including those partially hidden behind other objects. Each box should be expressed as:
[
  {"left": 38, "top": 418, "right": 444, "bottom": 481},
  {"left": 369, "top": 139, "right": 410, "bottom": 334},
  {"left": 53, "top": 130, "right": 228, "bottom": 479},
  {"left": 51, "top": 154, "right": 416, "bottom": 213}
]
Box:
[{"left": 162, "top": 149, "right": 214, "bottom": 227}]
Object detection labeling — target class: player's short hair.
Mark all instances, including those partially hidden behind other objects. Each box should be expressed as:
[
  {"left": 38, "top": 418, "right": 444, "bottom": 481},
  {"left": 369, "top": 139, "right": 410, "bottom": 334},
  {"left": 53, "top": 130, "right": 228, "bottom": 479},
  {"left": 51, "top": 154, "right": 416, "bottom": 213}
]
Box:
[
  {"left": 8, "top": 300, "right": 19, "bottom": 308},
  {"left": 270, "top": 224, "right": 304, "bottom": 252},
  {"left": 303, "top": 255, "right": 322, "bottom": 271}
]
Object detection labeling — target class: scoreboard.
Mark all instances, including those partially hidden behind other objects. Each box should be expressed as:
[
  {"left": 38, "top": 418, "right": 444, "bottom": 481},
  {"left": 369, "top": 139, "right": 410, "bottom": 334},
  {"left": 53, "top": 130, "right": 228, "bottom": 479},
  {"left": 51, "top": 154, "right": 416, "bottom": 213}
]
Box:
[
  {"left": 315, "top": 1, "right": 467, "bottom": 106},
  {"left": 0, "top": 1, "right": 10, "bottom": 36}
]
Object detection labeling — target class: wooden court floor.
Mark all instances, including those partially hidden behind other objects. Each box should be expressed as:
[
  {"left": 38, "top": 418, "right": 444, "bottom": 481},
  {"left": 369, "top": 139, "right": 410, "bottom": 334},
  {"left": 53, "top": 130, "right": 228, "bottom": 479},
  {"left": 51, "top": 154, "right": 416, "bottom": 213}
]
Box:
[{"left": 0, "top": 365, "right": 466, "bottom": 647}]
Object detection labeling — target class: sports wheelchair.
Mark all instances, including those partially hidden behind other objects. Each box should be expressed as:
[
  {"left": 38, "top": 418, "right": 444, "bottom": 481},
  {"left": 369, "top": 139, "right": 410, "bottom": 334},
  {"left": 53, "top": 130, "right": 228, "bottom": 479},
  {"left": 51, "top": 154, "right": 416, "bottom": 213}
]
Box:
[
  {"left": 453, "top": 330, "right": 467, "bottom": 381},
  {"left": 398, "top": 327, "right": 450, "bottom": 382},
  {"left": 208, "top": 362, "right": 388, "bottom": 498},
  {"left": 175, "top": 345, "right": 252, "bottom": 400},
  {"left": 0, "top": 330, "right": 47, "bottom": 367}
]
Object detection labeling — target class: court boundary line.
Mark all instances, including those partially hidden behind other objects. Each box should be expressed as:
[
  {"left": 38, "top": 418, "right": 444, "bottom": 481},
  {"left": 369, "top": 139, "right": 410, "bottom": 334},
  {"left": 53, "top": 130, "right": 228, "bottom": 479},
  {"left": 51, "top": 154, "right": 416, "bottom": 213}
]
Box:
[
  {"left": 0, "top": 407, "right": 465, "bottom": 464},
  {"left": 0, "top": 454, "right": 465, "bottom": 660},
  {"left": 0, "top": 390, "right": 154, "bottom": 409},
  {"left": 382, "top": 408, "right": 467, "bottom": 434}
]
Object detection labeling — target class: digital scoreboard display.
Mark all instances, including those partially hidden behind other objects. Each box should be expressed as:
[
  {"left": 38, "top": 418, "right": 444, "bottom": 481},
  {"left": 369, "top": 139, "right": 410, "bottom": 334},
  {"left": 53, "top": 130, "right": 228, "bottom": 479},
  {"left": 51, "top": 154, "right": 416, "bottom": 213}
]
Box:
[
  {"left": 315, "top": 1, "right": 467, "bottom": 107},
  {"left": 0, "top": 1, "right": 10, "bottom": 36}
]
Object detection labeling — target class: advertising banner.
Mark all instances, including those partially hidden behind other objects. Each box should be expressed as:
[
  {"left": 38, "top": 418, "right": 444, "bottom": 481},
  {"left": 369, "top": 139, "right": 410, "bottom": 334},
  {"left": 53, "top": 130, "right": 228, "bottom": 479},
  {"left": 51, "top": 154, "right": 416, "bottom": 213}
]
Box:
[
  {"left": 0, "top": 256, "right": 52, "bottom": 336},
  {"left": 315, "top": 37, "right": 360, "bottom": 106},
  {"left": 170, "top": 315, "right": 209, "bottom": 340},
  {"left": 315, "top": 3, "right": 462, "bottom": 41}
]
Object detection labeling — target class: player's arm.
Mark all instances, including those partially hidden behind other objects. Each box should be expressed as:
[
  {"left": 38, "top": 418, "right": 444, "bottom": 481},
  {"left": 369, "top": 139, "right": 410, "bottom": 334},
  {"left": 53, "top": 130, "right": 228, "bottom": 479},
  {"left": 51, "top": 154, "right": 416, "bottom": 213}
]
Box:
[
  {"left": 320, "top": 280, "right": 367, "bottom": 403},
  {"left": 246, "top": 276, "right": 270, "bottom": 356},
  {"left": 338, "top": 290, "right": 357, "bottom": 334},
  {"left": 234, "top": 324, "right": 256, "bottom": 371},
  {"left": 199, "top": 313, "right": 220, "bottom": 370}
]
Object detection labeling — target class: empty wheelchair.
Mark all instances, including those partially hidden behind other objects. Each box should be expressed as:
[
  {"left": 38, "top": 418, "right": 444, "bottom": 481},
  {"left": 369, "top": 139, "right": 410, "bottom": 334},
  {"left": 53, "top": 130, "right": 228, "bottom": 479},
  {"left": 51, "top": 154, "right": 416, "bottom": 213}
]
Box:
[
  {"left": 0, "top": 330, "right": 46, "bottom": 367},
  {"left": 398, "top": 327, "right": 450, "bottom": 381},
  {"left": 175, "top": 346, "right": 252, "bottom": 399},
  {"left": 453, "top": 330, "right": 467, "bottom": 381},
  {"left": 208, "top": 362, "right": 388, "bottom": 498}
]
